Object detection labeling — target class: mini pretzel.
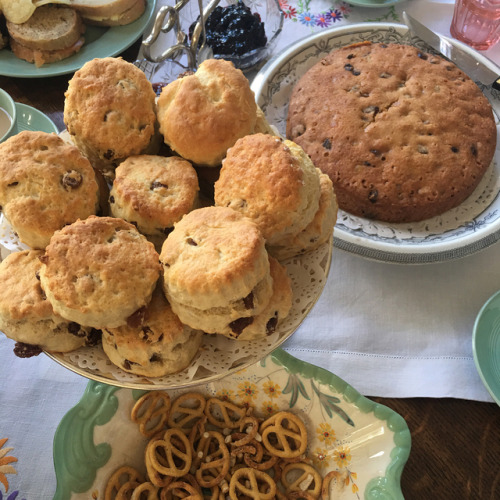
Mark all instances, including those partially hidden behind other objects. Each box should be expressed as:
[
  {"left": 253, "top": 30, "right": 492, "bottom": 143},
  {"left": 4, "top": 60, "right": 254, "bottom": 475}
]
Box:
[
  {"left": 168, "top": 392, "right": 206, "bottom": 433},
  {"left": 194, "top": 431, "right": 231, "bottom": 488},
  {"left": 281, "top": 463, "right": 322, "bottom": 499},
  {"left": 261, "top": 412, "right": 308, "bottom": 458},
  {"left": 321, "top": 470, "right": 346, "bottom": 499},
  {"left": 130, "top": 481, "right": 160, "bottom": 500},
  {"left": 145, "top": 441, "right": 174, "bottom": 488},
  {"left": 232, "top": 415, "right": 260, "bottom": 446},
  {"left": 131, "top": 391, "right": 171, "bottom": 438},
  {"left": 287, "top": 492, "right": 317, "bottom": 499},
  {"left": 204, "top": 397, "right": 247, "bottom": 429},
  {"left": 159, "top": 481, "right": 202, "bottom": 500},
  {"left": 146, "top": 429, "right": 192, "bottom": 477},
  {"left": 104, "top": 466, "right": 145, "bottom": 500},
  {"left": 229, "top": 467, "right": 277, "bottom": 500}
]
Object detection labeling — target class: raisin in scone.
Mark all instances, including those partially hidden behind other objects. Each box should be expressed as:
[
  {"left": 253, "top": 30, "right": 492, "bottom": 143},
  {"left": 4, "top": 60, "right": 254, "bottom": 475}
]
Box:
[
  {"left": 0, "top": 131, "right": 99, "bottom": 249},
  {"left": 39, "top": 215, "right": 161, "bottom": 329},
  {"left": 214, "top": 133, "right": 321, "bottom": 246},
  {"left": 159, "top": 206, "right": 274, "bottom": 335},
  {"left": 64, "top": 57, "right": 158, "bottom": 176},
  {"left": 0, "top": 250, "right": 98, "bottom": 354},
  {"left": 102, "top": 287, "right": 203, "bottom": 377},
  {"left": 287, "top": 42, "right": 497, "bottom": 223}
]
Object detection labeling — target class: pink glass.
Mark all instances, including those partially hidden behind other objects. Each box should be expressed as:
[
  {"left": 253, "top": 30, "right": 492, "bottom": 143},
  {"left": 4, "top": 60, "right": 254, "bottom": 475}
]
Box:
[{"left": 450, "top": 0, "right": 500, "bottom": 50}]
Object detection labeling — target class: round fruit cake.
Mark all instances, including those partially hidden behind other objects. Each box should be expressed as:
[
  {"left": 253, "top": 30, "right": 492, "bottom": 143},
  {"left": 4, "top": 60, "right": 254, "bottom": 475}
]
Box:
[{"left": 286, "top": 42, "right": 497, "bottom": 223}]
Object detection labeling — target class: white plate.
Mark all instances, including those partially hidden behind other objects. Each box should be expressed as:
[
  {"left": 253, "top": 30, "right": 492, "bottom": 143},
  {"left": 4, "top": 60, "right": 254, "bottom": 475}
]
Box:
[
  {"left": 251, "top": 23, "right": 500, "bottom": 264},
  {"left": 53, "top": 349, "right": 411, "bottom": 499}
]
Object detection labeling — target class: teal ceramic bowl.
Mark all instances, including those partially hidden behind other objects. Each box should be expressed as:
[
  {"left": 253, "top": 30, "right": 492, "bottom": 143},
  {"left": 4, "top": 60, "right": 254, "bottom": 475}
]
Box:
[{"left": 0, "top": 88, "right": 17, "bottom": 142}]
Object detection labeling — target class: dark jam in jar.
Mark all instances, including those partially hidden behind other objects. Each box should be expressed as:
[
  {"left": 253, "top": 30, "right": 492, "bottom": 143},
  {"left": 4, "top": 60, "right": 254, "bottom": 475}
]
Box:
[{"left": 189, "top": 0, "right": 267, "bottom": 56}]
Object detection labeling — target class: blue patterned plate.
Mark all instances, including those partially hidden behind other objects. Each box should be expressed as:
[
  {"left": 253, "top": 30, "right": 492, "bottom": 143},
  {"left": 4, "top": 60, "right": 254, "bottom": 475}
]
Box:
[
  {"left": 252, "top": 23, "right": 500, "bottom": 264},
  {"left": 53, "top": 348, "right": 411, "bottom": 499}
]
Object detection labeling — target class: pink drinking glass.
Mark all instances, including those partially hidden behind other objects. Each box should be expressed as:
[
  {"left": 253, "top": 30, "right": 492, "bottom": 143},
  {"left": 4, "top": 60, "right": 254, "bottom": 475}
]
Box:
[{"left": 450, "top": 0, "right": 500, "bottom": 51}]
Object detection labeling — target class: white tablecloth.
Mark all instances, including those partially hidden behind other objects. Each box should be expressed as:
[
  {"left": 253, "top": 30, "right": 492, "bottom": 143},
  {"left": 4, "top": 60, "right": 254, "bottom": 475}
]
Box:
[{"left": 0, "top": 1, "right": 499, "bottom": 499}]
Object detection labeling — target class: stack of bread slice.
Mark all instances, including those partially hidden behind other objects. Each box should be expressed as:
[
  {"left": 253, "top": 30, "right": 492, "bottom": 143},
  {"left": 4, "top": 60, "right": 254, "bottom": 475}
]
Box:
[{"left": 6, "top": 4, "right": 85, "bottom": 67}]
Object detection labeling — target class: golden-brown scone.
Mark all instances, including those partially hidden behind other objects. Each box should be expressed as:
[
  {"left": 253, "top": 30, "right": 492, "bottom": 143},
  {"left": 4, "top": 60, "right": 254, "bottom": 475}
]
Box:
[
  {"left": 218, "top": 256, "right": 292, "bottom": 340},
  {"left": 156, "top": 58, "right": 257, "bottom": 167},
  {"left": 160, "top": 206, "right": 270, "bottom": 311},
  {"left": 109, "top": 154, "right": 200, "bottom": 244},
  {"left": 0, "top": 131, "right": 100, "bottom": 249},
  {"left": 0, "top": 250, "right": 97, "bottom": 353},
  {"left": 39, "top": 215, "right": 161, "bottom": 329},
  {"left": 102, "top": 287, "right": 203, "bottom": 377},
  {"left": 267, "top": 171, "right": 337, "bottom": 260},
  {"left": 64, "top": 57, "right": 158, "bottom": 176},
  {"left": 214, "top": 133, "right": 321, "bottom": 246}
]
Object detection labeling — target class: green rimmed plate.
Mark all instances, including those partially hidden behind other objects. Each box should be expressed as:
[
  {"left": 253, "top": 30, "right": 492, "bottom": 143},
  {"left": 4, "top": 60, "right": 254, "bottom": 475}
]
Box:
[
  {"left": 473, "top": 289, "right": 500, "bottom": 406},
  {"left": 53, "top": 348, "right": 411, "bottom": 499},
  {"left": 0, "top": 0, "right": 156, "bottom": 78}
]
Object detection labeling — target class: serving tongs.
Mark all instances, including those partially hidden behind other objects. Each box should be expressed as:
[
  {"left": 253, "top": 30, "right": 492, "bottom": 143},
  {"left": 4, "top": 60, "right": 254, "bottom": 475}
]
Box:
[{"left": 141, "top": 0, "right": 221, "bottom": 71}]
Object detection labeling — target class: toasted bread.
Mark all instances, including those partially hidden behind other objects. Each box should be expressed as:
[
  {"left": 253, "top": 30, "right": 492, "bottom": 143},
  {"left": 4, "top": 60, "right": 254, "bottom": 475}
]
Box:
[{"left": 71, "top": 0, "right": 145, "bottom": 26}]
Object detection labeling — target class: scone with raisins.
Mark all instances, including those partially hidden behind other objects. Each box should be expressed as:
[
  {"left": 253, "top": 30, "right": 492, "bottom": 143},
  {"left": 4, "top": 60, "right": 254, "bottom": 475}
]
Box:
[
  {"left": 0, "top": 131, "right": 100, "bottom": 249},
  {"left": 39, "top": 216, "right": 161, "bottom": 329},
  {"left": 64, "top": 57, "right": 159, "bottom": 177},
  {"left": 0, "top": 250, "right": 100, "bottom": 356},
  {"left": 109, "top": 155, "right": 200, "bottom": 249},
  {"left": 102, "top": 287, "right": 203, "bottom": 377}
]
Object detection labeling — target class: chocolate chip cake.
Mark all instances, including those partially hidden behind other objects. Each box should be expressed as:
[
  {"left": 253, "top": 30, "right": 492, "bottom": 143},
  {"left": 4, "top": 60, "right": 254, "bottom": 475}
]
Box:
[{"left": 286, "top": 42, "right": 497, "bottom": 223}]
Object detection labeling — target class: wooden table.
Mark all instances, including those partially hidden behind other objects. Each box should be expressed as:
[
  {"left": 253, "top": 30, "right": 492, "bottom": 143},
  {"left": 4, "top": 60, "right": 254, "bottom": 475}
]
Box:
[{"left": 1, "top": 41, "right": 499, "bottom": 499}]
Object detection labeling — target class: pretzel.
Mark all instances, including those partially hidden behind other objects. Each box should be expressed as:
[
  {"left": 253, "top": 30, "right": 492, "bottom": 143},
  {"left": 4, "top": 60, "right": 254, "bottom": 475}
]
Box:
[
  {"left": 194, "top": 431, "right": 231, "bottom": 488},
  {"left": 104, "top": 466, "right": 145, "bottom": 500},
  {"left": 228, "top": 467, "right": 277, "bottom": 499},
  {"left": 261, "top": 411, "right": 308, "bottom": 458},
  {"left": 131, "top": 391, "right": 171, "bottom": 438},
  {"left": 232, "top": 415, "right": 260, "bottom": 446},
  {"left": 168, "top": 392, "right": 206, "bottom": 433},
  {"left": 281, "top": 462, "right": 322, "bottom": 499},
  {"left": 130, "top": 481, "right": 160, "bottom": 500},
  {"left": 204, "top": 397, "right": 247, "bottom": 429},
  {"left": 146, "top": 429, "right": 192, "bottom": 478},
  {"left": 321, "top": 470, "right": 346, "bottom": 499},
  {"left": 145, "top": 439, "right": 174, "bottom": 488},
  {"left": 159, "top": 480, "right": 202, "bottom": 500}
]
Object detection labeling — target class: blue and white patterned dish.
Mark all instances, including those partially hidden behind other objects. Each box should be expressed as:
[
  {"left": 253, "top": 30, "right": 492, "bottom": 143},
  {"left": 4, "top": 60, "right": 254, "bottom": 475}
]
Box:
[
  {"left": 251, "top": 23, "right": 500, "bottom": 264},
  {"left": 53, "top": 348, "right": 411, "bottom": 499}
]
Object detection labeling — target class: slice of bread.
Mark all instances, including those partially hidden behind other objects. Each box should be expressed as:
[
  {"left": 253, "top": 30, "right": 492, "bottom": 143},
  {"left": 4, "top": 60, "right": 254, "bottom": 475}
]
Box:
[
  {"left": 9, "top": 35, "right": 85, "bottom": 67},
  {"left": 80, "top": 0, "right": 145, "bottom": 26},
  {"left": 70, "top": 0, "right": 141, "bottom": 18},
  {"left": 7, "top": 4, "right": 85, "bottom": 51}
]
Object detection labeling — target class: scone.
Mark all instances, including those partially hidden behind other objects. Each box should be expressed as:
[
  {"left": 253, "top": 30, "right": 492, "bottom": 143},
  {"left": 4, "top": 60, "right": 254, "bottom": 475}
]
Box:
[
  {"left": 156, "top": 58, "right": 257, "bottom": 167},
  {"left": 64, "top": 57, "right": 158, "bottom": 176},
  {"left": 267, "top": 171, "right": 338, "bottom": 260},
  {"left": 109, "top": 155, "right": 200, "bottom": 245},
  {"left": 214, "top": 133, "right": 321, "bottom": 246},
  {"left": 0, "top": 250, "right": 98, "bottom": 354},
  {"left": 218, "top": 257, "right": 292, "bottom": 340},
  {"left": 39, "top": 215, "right": 161, "bottom": 329},
  {"left": 102, "top": 287, "right": 203, "bottom": 377},
  {"left": 0, "top": 131, "right": 100, "bottom": 249},
  {"left": 159, "top": 206, "right": 272, "bottom": 332},
  {"left": 286, "top": 42, "right": 497, "bottom": 222}
]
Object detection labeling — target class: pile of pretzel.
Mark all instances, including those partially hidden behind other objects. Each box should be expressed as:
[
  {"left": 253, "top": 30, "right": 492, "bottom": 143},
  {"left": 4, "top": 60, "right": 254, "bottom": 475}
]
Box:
[{"left": 104, "top": 392, "right": 342, "bottom": 499}]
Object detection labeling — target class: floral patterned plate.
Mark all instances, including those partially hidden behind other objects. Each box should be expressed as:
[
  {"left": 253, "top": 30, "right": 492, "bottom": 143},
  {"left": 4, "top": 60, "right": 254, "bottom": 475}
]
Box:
[
  {"left": 251, "top": 23, "right": 500, "bottom": 264},
  {"left": 52, "top": 348, "right": 411, "bottom": 499}
]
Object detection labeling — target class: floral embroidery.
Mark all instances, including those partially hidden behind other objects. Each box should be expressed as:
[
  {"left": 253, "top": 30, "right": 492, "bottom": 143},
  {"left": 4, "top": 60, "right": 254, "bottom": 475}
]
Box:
[
  {"left": 312, "top": 447, "right": 331, "bottom": 469},
  {"left": 279, "top": 1, "right": 351, "bottom": 27},
  {"left": 215, "top": 388, "right": 234, "bottom": 401},
  {"left": 0, "top": 439, "right": 18, "bottom": 493}
]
